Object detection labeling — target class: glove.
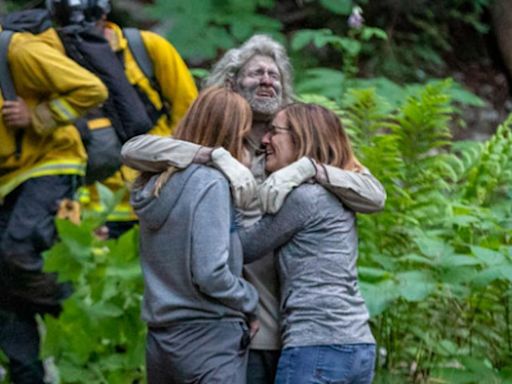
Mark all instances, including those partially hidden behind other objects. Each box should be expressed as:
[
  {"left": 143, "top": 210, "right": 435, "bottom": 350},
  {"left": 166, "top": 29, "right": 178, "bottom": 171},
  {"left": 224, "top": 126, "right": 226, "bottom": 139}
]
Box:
[
  {"left": 121, "top": 136, "right": 201, "bottom": 172},
  {"left": 211, "top": 148, "right": 258, "bottom": 210},
  {"left": 259, "top": 157, "right": 316, "bottom": 214}
]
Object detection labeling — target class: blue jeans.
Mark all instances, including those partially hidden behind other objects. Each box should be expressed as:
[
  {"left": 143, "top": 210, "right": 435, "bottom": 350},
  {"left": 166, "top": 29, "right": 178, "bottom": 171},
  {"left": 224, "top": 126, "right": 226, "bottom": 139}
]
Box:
[{"left": 275, "top": 344, "right": 376, "bottom": 384}]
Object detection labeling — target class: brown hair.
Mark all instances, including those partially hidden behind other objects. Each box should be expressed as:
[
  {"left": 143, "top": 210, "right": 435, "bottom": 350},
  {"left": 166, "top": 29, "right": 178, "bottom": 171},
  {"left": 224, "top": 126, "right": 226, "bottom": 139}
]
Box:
[
  {"left": 173, "top": 86, "right": 252, "bottom": 161},
  {"left": 141, "top": 86, "right": 252, "bottom": 196},
  {"left": 281, "top": 103, "right": 361, "bottom": 171}
]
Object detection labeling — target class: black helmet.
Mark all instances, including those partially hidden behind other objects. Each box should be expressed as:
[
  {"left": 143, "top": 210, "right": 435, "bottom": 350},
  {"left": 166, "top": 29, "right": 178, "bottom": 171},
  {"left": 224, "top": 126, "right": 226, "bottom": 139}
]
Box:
[
  {"left": 83, "top": 0, "right": 111, "bottom": 22},
  {"left": 46, "top": 0, "right": 85, "bottom": 26}
]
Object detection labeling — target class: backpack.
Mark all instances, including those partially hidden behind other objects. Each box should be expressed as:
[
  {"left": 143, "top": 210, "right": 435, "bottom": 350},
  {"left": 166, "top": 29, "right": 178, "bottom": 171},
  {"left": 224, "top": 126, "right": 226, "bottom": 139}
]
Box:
[
  {"left": 123, "top": 27, "right": 171, "bottom": 127},
  {"left": 0, "top": 10, "right": 158, "bottom": 184},
  {"left": 0, "top": 10, "right": 124, "bottom": 183},
  {"left": 0, "top": 9, "right": 52, "bottom": 101},
  {"left": 0, "top": 9, "right": 53, "bottom": 159}
]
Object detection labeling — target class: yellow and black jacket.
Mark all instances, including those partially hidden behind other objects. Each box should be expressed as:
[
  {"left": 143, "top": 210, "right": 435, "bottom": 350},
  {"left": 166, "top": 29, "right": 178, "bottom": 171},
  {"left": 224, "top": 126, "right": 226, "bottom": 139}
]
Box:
[
  {"left": 81, "top": 22, "right": 198, "bottom": 222},
  {"left": 0, "top": 29, "right": 108, "bottom": 202}
]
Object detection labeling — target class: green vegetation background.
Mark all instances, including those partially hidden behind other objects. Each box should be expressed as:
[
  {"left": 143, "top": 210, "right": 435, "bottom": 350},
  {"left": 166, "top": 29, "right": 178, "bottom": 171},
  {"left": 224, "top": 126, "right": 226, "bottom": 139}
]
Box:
[{"left": 2, "top": 0, "right": 511, "bottom": 383}]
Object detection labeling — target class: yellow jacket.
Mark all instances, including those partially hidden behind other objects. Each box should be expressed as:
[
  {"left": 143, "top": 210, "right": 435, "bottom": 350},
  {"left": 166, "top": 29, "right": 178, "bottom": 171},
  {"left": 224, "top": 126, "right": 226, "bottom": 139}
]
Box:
[
  {"left": 0, "top": 29, "right": 108, "bottom": 202},
  {"left": 83, "top": 22, "right": 197, "bottom": 221}
]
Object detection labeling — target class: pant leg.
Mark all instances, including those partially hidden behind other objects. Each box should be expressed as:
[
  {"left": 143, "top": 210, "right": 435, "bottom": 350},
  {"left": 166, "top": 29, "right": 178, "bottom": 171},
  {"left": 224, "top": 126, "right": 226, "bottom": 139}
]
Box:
[
  {"left": 0, "top": 175, "right": 75, "bottom": 314},
  {"left": 275, "top": 344, "right": 376, "bottom": 384},
  {"left": 247, "top": 349, "right": 280, "bottom": 384},
  {"left": 313, "top": 344, "right": 376, "bottom": 384},
  {"left": 146, "top": 321, "right": 250, "bottom": 384},
  {"left": 0, "top": 176, "right": 77, "bottom": 383},
  {"left": 274, "top": 347, "right": 319, "bottom": 384},
  {"left": 0, "top": 309, "right": 44, "bottom": 384}
]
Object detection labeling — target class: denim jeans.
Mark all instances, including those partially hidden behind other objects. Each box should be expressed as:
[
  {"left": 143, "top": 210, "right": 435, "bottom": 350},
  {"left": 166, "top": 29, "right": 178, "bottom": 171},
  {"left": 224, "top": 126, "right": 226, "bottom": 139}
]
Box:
[{"left": 275, "top": 344, "right": 376, "bottom": 384}]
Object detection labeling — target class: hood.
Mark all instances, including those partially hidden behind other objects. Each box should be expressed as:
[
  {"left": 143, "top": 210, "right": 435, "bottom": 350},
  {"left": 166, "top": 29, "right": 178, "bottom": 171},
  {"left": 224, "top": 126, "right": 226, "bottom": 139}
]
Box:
[{"left": 131, "top": 166, "right": 198, "bottom": 230}]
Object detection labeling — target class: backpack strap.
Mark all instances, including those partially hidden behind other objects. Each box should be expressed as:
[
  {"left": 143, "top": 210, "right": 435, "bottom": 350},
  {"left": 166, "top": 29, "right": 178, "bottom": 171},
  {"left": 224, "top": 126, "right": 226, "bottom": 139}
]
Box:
[
  {"left": 0, "top": 30, "right": 17, "bottom": 101},
  {"left": 123, "top": 28, "right": 154, "bottom": 83},
  {"left": 122, "top": 27, "right": 172, "bottom": 125}
]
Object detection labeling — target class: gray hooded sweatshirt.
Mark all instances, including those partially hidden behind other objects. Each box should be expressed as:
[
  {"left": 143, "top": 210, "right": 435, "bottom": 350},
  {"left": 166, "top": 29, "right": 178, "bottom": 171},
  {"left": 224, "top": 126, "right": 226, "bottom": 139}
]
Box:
[{"left": 131, "top": 164, "right": 258, "bottom": 327}]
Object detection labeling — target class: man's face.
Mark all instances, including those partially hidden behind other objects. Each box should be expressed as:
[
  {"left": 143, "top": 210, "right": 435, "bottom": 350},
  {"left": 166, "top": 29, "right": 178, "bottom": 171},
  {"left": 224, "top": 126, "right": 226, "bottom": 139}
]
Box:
[{"left": 235, "top": 55, "right": 283, "bottom": 117}]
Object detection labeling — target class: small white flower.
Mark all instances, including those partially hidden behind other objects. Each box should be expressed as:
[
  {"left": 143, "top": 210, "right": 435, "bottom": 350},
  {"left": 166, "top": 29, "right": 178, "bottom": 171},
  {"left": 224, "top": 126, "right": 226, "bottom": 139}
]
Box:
[{"left": 348, "top": 6, "right": 364, "bottom": 29}]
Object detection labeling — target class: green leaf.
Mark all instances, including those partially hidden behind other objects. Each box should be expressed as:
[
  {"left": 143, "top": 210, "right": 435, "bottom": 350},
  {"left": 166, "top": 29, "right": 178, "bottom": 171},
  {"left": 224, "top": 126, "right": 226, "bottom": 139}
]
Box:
[
  {"left": 396, "top": 270, "right": 436, "bottom": 301},
  {"left": 360, "top": 279, "right": 399, "bottom": 316},
  {"left": 358, "top": 266, "right": 392, "bottom": 282},
  {"left": 319, "top": 0, "right": 353, "bottom": 15},
  {"left": 88, "top": 302, "right": 124, "bottom": 319},
  {"left": 360, "top": 27, "right": 388, "bottom": 41},
  {"left": 291, "top": 29, "right": 324, "bottom": 51},
  {"left": 295, "top": 68, "right": 345, "bottom": 100},
  {"left": 471, "top": 246, "right": 506, "bottom": 266}
]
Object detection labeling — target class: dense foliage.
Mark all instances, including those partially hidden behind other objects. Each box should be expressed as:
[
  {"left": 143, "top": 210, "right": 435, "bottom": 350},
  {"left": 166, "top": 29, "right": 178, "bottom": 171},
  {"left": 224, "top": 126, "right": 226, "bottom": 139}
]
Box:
[{"left": 1, "top": 1, "right": 509, "bottom": 383}]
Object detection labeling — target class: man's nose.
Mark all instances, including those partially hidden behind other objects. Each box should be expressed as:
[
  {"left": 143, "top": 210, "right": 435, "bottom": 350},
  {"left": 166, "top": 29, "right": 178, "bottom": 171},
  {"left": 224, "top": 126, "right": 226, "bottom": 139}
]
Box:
[
  {"left": 260, "top": 73, "right": 273, "bottom": 86},
  {"left": 261, "top": 132, "right": 271, "bottom": 144}
]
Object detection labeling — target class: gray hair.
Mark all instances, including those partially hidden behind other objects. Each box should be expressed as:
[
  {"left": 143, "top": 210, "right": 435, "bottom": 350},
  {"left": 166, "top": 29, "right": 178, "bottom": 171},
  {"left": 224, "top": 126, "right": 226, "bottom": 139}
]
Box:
[{"left": 204, "top": 34, "right": 294, "bottom": 104}]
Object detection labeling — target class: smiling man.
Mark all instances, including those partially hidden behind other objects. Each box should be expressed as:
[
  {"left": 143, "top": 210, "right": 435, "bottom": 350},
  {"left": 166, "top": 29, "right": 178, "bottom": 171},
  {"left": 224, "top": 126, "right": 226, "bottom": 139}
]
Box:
[{"left": 122, "top": 34, "right": 386, "bottom": 384}]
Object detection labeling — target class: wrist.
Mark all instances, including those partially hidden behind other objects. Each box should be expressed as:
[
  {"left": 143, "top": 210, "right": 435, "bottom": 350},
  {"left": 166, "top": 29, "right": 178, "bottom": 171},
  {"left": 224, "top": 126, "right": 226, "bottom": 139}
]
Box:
[
  {"left": 193, "top": 146, "right": 214, "bottom": 164},
  {"left": 314, "top": 162, "right": 329, "bottom": 184}
]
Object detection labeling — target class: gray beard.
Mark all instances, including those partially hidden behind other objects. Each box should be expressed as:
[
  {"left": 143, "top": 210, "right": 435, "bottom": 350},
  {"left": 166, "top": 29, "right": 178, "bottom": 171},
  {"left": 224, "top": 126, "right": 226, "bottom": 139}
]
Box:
[
  {"left": 237, "top": 86, "right": 283, "bottom": 117},
  {"left": 249, "top": 97, "right": 282, "bottom": 116}
]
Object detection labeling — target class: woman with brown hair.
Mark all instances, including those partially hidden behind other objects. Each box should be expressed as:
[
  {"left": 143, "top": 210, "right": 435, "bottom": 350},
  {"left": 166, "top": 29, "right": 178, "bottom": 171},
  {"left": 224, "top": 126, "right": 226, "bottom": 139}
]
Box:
[
  {"left": 240, "top": 103, "right": 376, "bottom": 384},
  {"left": 131, "top": 86, "right": 259, "bottom": 384}
]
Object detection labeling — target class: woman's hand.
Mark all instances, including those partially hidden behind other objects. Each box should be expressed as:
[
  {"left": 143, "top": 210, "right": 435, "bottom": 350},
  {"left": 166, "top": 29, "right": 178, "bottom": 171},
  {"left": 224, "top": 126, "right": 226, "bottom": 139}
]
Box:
[
  {"left": 259, "top": 157, "right": 316, "bottom": 214},
  {"left": 249, "top": 318, "right": 260, "bottom": 339},
  {"left": 210, "top": 148, "right": 258, "bottom": 210}
]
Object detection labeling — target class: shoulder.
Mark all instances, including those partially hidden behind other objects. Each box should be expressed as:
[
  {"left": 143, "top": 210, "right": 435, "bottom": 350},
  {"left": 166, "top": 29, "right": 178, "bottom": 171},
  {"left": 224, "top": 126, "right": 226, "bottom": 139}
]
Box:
[
  {"left": 9, "top": 33, "right": 44, "bottom": 59},
  {"left": 287, "top": 183, "right": 346, "bottom": 214},
  {"left": 287, "top": 183, "right": 323, "bottom": 205},
  {"left": 9, "top": 29, "right": 67, "bottom": 64},
  {"left": 140, "top": 30, "right": 176, "bottom": 50},
  {"left": 186, "top": 165, "right": 230, "bottom": 191}
]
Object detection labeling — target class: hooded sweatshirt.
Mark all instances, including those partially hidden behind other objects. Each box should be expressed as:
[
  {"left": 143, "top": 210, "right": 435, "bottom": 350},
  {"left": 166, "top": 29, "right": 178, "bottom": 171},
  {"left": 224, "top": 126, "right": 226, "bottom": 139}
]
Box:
[{"left": 131, "top": 164, "right": 258, "bottom": 327}]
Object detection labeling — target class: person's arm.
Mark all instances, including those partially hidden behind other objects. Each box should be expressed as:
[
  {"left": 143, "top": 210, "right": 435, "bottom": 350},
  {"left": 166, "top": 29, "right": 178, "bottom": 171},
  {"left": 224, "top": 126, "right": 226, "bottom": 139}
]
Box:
[
  {"left": 239, "top": 187, "right": 311, "bottom": 264},
  {"left": 121, "top": 135, "right": 201, "bottom": 171},
  {"left": 259, "top": 157, "right": 386, "bottom": 214},
  {"left": 191, "top": 177, "right": 258, "bottom": 315},
  {"left": 121, "top": 138, "right": 257, "bottom": 209},
  {"left": 9, "top": 37, "right": 108, "bottom": 135},
  {"left": 321, "top": 165, "right": 386, "bottom": 213},
  {"left": 141, "top": 31, "right": 198, "bottom": 130}
]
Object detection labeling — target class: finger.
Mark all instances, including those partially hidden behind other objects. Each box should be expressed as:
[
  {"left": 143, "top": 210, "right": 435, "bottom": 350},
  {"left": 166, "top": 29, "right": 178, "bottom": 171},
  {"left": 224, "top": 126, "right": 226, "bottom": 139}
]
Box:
[
  {"left": 2, "top": 107, "right": 18, "bottom": 116},
  {"left": 268, "top": 187, "right": 279, "bottom": 214},
  {"left": 244, "top": 183, "right": 256, "bottom": 209},
  {"left": 3, "top": 116, "right": 19, "bottom": 126},
  {"left": 2, "top": 101, "right": 18, "bottom": 108},
  {"left": 232, "top": 185, "right": 245, "bottom": 209},
  {"left": 259, "top": 185, "right": 270, "bottom": 213},
  {"left": 269, "top": 188, "right": 280, "bottom": 214}
]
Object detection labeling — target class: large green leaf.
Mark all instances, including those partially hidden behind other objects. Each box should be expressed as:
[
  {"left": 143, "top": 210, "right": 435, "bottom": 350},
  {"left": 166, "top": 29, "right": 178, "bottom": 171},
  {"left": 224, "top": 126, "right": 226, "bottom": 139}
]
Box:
[
  {"left": 319, "top": 0, "right": 353, "bottom": 15},
  {"left": 396, "top": 270, "right": 436, "bottom": 301}
]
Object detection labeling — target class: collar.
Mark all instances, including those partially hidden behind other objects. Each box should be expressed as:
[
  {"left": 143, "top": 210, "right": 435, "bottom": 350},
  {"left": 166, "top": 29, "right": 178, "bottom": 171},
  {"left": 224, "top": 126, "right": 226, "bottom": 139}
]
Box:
[{"left": 103, "top": 21, "right": 127, "bottom": 52}]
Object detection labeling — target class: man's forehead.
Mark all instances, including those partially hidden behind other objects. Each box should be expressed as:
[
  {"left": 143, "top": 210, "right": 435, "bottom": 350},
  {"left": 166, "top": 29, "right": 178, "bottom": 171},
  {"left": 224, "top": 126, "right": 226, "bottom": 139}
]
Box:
[{"left": 240, "top": 54, "right": 279, "bottom": 73}]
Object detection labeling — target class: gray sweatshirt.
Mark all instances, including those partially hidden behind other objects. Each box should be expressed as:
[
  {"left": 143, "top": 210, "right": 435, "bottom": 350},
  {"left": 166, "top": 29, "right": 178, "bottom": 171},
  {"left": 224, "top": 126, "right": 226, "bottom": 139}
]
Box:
[
  {"left": 240, "top": 184, "right": 375, "bottom": 348},
  {"left": 131, "top": 165, "right": 258, "bottom": 327}
]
